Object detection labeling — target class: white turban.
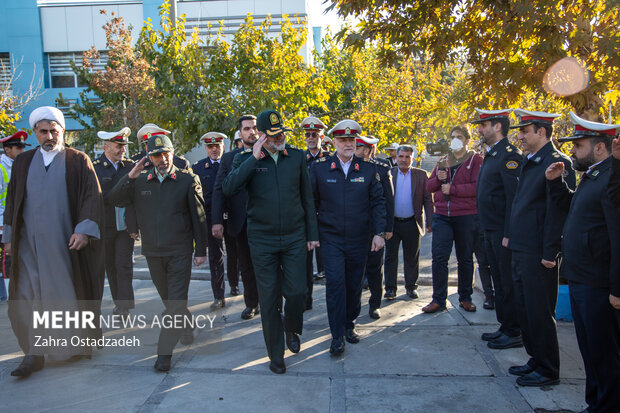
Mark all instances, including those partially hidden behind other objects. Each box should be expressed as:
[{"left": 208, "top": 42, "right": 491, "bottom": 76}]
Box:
[{"left": 29, "top": 106, "right": 65, "bottom": 130}]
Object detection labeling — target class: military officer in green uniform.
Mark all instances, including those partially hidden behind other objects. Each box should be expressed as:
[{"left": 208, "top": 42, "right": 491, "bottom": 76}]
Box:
[
  {"left": 108, "top": 133, "right": 207, "bottom": 373},
  {"left": 222, "top": 110, "right": 319, "bottom": 375}
]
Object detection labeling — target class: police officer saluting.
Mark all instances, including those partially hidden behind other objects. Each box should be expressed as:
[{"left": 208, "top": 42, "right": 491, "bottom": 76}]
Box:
[
  {"left": 192, "top": 132, "right": 228, "bottom": 310},
  {"left": 545, "top": 112, "right": 620, "bottom": 411},
  {"left": 301, "top": 116, "right": 329, "bottom": 306},
  {"left": 507, "top": 109, "right": 576, "bottom": 387},
  {"left": 92, "top": 127, "right": 138, "bottom": 317},
  {"left": 310, "top": 120, "right": 386, "bottom": 355},
  {"left": 472, "top": 109, "right": 524, "bottom": 348},
  {"left": 109, "top": 133, "right": 207, "bottom": 372}
]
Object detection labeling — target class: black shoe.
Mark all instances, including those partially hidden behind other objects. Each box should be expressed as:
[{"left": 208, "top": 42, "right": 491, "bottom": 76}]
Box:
[
  {"left": 329, "top": 337, "right": 345, "bottom": 356},
  {"left": 516, "top": 371, "right": 560, "bottom": 387},
  {"left": 362, "top": 280, "right": 369, "bottom": 290},
  {"left": 305, "top": 300, "right": 313, "bottom": 311},
  {"left": 509, "top": 364, "right": 535, "bottom": 376},
  {"left": 230, "top": 286, "right": 241, "bottom": 296},
  {"left": 154, "top": 355, "right": 172, "bottom": 372},
  {"left": 269, "top": 359, "right": 286, "bottom": 374},
  {"left": 241, "top": 306, "right": 259, "bottom": 320},
  {"left": 210, "top": 298, "right": 225, "bottom": 311},
  {"left": 345, "top": 328, "right": 360, "bottom": 344},
  {"left": 285, "top": 331, "right": 301, "bottom": 354},
  {"left": 180, "top": 328, "right": 195, "bottom": 345},
  {"left": 11, "top": 355, "right": 44, "bottom": 377},
  {"left": 487, "top": 334, "right": 524, "bottom": 349},
  {"left": 483, "top": 295, "right": 495, "bottom": 310},
  {"left": 369, "top": 307, "right": 381, "bottom": 319},
  {"left": 406, "top": 288, "right": 419, "bottom": 299},
  {"left": 481, "top": 329, "right": 503, "bottom": 341},
  {"left": 384, "top": 289, "right": 396, "bottom": 300}
]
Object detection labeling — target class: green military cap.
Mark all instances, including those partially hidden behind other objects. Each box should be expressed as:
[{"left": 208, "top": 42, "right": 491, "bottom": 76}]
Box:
[
  {"left": 256, "top": 110, "right": 292, "bottom": 136},
  {"left": 147, "top": 134, "right": 174, "bottom": 155}
]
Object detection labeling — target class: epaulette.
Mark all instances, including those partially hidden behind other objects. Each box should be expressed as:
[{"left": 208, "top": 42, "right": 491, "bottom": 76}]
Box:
[
  {"left": 370, "top": 158, "right": 389, "bottom": 168},
  {"left": 315, "top": 157, "right": 328, "bottom": 163},
  {"left": 92, "top": 159, "right": 101, "bottom": 165}
]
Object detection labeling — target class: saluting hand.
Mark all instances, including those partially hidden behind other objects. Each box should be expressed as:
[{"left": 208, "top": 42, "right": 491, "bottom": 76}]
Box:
[
  {"left": 612, "top": 137, "right": 620, "bottom": 160},
  {"left": 128, "top": 157, "right": 147, "bottom": 179},
  {"left": 253, "top": 134, "right": 267, "bottom": 160},
  {"left": 545, "top": 162, "right": 565, "bottom": 181}
]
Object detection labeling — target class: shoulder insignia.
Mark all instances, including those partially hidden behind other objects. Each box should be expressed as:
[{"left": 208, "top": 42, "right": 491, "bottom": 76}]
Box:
[
  {"left": 103, "top": 161, "right": 109, "bottom": 167},
  {"left": 376, "top": 172, "right": 381, "bottom": 182},
  {"left": 591, "top": 170, "right": 599, "bottom": 177},
  {"left": 506, "top": 160, "right": 519, "bottom": 170},
  {"left": 552, "top": 152, "right": 560, "bottom": 158},
  {"left": 93, "top": 159, "right": 101, "bottom": 165},
  {"left": 316, "top": 157, "right": 327, "bottom": 163},
  {"left": 506, "top": 147, "right": 512, "bottom": 152}
]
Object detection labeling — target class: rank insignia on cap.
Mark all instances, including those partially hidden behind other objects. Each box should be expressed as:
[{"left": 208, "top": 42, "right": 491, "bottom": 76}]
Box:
[
  {"left": 269, "top": 113, "right": 279, "bottom": 125},
  {"left": 354, "top": 163, "right": 359, "bottom": 171},
  {"left": 506, "top": 161, "right": 518, "bottom": 169},
  {"left": 331, "top": 162, "right": 336, "bottom": 170},
  {"left": 147, "top": 132, "right": 152, "bottom": 138},
  {"left": 155, "top": 137, "right": 162, "bottom": 146},
  {"left": 310, "top": 123, "right": 315, "bottom": 129},
  {"left": 345, "top": 127, "right": 351, "bottom": 135}
]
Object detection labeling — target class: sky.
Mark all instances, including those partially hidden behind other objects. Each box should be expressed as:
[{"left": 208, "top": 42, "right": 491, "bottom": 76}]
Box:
[{"left": 307, "top": 0, "right": 349, "bottom": 33}]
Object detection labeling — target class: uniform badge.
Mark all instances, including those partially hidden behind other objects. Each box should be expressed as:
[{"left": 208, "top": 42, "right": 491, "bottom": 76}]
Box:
[
  {"left": 552, "top": 152, "right": 560, "bottom": 158},
  {"left": 345, "top": 127, "right": 351, "bottom": 135},
  {"left": 505, "top": 161, "right": 518, "bottom": 170},
  {"left": 376, "top": 173, "right": 381, "bottom": 181},
  {"left": 562, "top": 170, "right": 569, "bottom": 178},
  {"left": 506, "top": 147, "right": 512, "bottom": 152},
  {"left": 269, "top": 113, "right": 279, "bottom": 125},
  {"left": 534, "top": 156, "right": 541, "bottom": 162},
  {"left": 310, "top": 123, "right": 315, "bottom": 129},
  {"left": 147, "top": 173, "right": 154, "bottom": 181},
  {"left": 354, "top": 163, "right": 359, "bottom": 171},
  {"left": 205, "top": 162, "right": 210, "bottom": 169},
  {"left": 330, "top": 162, "right": 336, "bottom": 170},
  {"left": 259, "top": 152, "right": 265, "bottom": 159},
  {"left": 103, "top": 161, "right": 108, "bottom": 166},
  {"left": 591, "top": 170, "right": 599, "bottom": 177},
  {"left": 307, "top": 153, "right": 311, "bottom": 159},
  {"left": 282, "top": 149, "right": 288, "bottom": 156},
  {"left": 351, "top": 177, "right": 365, "bottom": 183},
  {"left": 170, "top": 172, "right": 177, "bottom": 180},
  {"left": 155, "top": 137, "right": 162, "bottom": 146},
  {"left": 491, "top": 151, "right": 497, "bottom": 156}
]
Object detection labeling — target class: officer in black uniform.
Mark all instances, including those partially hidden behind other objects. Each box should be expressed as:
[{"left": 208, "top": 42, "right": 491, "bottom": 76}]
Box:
[
  {"left": 212, "top": 115, "right": 260, "bottom": 319},
  {"left": 131, "top": 123, "right": 191, "bottom": 170},
  {"left": 192, "top": 132, "right": 227, "bottom": 310},
  {"left": 301, "top": 115, "right": 329, "bottom": 308},
  {"left": 354, "top": 135, "right": 394, "bottom": 319},
  {"left": 545, "top": 112, "right": 620, "bottom": 411},
  {"left": 507, "top": 109, "right": 576, "bottom": 387},
  {"left": 109, "top": 133, "right": 207, "bottom": 373},
  {"left": 609, "top": 137, "right": 620, "bottom": 208},
  {"left": 223, "top": 110, "right": 319, "bottom": 375},
  {"left": 310, "top": 119, "right": 386, "bottom": 356},
  {"left": 93, "top": 127, "right": 138, "bottom": 316},
  {"left": 471, "top": 109, "right": 524, "bottom": 348}
]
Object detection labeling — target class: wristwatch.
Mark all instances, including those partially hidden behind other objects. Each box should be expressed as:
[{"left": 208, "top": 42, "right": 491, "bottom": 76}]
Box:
[{"left": 375, "top": 232, "right": 386, "bottom": 239}]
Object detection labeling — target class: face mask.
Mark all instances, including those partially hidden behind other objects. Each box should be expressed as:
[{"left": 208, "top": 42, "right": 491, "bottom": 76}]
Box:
[{"left": 450, "top": 138, "right": 464, "bottom": 151}]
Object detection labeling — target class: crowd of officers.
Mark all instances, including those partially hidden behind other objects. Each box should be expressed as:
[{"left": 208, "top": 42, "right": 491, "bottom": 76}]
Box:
[{"left": 1, "top": 106, "right": 619, "bottom": 413}]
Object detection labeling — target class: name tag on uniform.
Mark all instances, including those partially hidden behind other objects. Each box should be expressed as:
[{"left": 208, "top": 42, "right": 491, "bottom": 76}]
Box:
[
  {"left": 326, "top": 179, "right": 337, "bottom": 183},
  {"left": 351, "top": 177, "right": 365, "bottom": 183},
  {"left": 255, "top": 167, "right": 268, "bottom": 172},
  {"left": 141, "top": 190, "right": 152, "bottom": 196}
]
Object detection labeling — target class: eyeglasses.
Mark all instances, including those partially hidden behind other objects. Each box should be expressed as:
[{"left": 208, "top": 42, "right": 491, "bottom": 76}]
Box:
[{"left": 305, "top": 132, "right": 320, "bottom": 138}]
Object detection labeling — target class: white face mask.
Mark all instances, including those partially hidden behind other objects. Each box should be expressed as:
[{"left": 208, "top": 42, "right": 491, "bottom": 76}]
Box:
[{"left": 450, "top": 138, "right": 464, "bottom": 151}]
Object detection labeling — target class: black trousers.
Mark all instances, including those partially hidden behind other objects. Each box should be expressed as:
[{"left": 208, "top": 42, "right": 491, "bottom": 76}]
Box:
[
  {"left": 473, "top": 216, "right": 493, "bottom": 297},
  {"left": 569, "top": 281, "right": 620, "bottom": 412},
  {"left": 511, "top": 250, "right": 560, "bottom": 379},
  {"left": 104, "top": 229, "right": 135, "bottom": 310},
  {"left": 146, "top": 254, "right": 193, "bottom": 355},
  {"left": 223, "top": 223, "right": 239, "bottom": 288},
  {"left": 365, "top": 239, "right": 384, "bottom": 310},
  {"left": 305, "top": 249, "right": 314, "bottom": 306},
  {"left": 484, "top": 230, "right": 520, "bottom": 336},
  {"left": 384, "top": 218, "right": 420, "bottom": 291},
  {"left": 207, "top": 231, "right": 225, "bottom": 299},
  {"left": 236, "top": 222, "right": 259, "bottom": 308}
]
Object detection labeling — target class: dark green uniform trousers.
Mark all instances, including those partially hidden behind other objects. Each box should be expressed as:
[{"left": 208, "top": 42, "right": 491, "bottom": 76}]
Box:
[
  {"left": 248, "top": 234, "right": 307, "bottom": 362},
  {"left": 146, "top": 254, "right": 193, "bottom": 355}
]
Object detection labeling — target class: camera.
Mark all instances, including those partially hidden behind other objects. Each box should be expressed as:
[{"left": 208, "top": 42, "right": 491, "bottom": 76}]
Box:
[{"left": 425, "top": 138, "right": 449, "bottom": 156}]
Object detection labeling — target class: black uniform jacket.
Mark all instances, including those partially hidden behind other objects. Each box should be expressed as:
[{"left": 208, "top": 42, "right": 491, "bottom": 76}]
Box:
[
  {"left": 192, "top": 157, "right": 220, "bottom": 222},
  {"left": 548, "top": 156, "right": 620, "bottom": 296},
  {"left": 310, "top": 154, "right": 386, "bottom": 242},
  {"left": 108, "top": 165, "right": 207, "bottom": 257},
  {"left": 608, "top": 156, "right": 620, "bottom": 209},
  {"left": 508, "top": 141, "right": 576, "bottom": 261},
  {"left": 476, "top": 137, "right": 523, "bottom": 237},
  {"left": 222, "top": 145, "right": 319, "bottom": 241},
  {"left": 371, "top": 158, "right": 394, "bottom": 233},
  {"left": 93, "top": 154, "right": 138, "bottom": 233}
]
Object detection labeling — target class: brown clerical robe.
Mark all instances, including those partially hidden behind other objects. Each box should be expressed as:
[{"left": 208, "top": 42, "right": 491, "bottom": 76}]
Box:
[{"left": 3, "top": 147, "right": 105, "bottom": 355}]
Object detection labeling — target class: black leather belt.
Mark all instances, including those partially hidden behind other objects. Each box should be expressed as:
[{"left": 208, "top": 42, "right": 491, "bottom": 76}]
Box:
[{"left": 394, "top": 216, "right": 415, "bottom": 222}]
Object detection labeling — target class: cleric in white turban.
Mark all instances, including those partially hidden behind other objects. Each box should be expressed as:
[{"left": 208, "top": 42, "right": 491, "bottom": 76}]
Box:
[{"left": 2, "top": 106, "right": 105, "bottom": 378}]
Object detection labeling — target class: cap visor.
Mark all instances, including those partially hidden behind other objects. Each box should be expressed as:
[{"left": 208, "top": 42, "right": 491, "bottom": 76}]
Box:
[{"left": 147, "top": 148, "right": 173, "bottom": 156}]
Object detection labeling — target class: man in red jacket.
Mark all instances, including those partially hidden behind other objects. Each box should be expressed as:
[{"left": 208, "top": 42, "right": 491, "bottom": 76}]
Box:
[{"left": 423, "top": 126, "right": 483, "bottom": 313}]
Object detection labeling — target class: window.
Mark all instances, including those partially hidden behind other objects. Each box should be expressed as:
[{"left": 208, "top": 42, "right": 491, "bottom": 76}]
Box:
[
  {"left": 48, "top": 52, "right": 108, "bottom": 89},
  {"left": 0, "top": 53, "right": 11, "bottom": 89}
]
